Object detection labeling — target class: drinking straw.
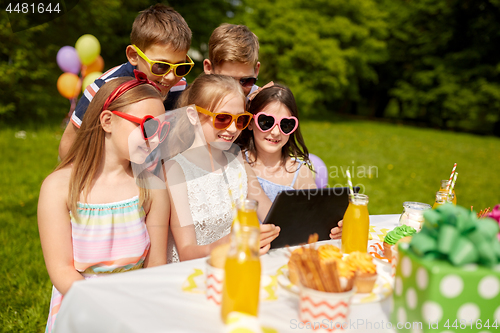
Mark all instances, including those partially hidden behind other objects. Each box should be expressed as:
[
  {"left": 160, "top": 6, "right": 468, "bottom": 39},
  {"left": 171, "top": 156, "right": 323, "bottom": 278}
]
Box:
[
  {"left": 238, "top": 172, "right": 245, "bottom": 209},
  {"left": 222, "top": 165, "right": 235, "bottom": 211},
  {"left": 228, "top": 187, "right": 235, "bottom": 210},
  {"left": 207, "top": 144, "right": 215, "bottom": 172},
  {"left": 346, "top": 170, "right": 354, "bottom": 198},
  {"left": 228, "top": 186, "right": 239, "bottom": 229},
  {"left": 449, "top": 172, "right": 458, "bottom": 196},
  {"left": 445, "top": 163, "right": 457, "bottom": 191}
]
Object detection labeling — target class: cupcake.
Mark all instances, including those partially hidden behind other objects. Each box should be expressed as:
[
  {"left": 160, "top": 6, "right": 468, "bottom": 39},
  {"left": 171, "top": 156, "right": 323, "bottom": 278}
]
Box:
[
  {"left": 209, "top": 243, "right": 230, "bottom": 269},
  {"left": 317, "top": 244, "right": 342, "bottom": 262},
  {"left": 346, "top": 252, "right": 377, "bottom": 293},
  {"left": 383, "top": 225, "right": 416, "bottom": 260},
  {"left": 335, "top": 259, "right": 354, "bottom": 278}
]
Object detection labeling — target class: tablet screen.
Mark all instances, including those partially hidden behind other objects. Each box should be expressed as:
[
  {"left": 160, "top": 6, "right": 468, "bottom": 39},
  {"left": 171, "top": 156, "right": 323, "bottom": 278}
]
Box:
[{"left": 264, "top": 187, "right": 360, "bottom": 249}]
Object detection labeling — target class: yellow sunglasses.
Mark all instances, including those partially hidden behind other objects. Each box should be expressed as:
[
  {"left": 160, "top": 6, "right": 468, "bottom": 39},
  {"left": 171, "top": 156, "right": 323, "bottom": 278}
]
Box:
[
  {"left": 132, "top": 44, "right": 194, "bottom": 77},
  {"left": 196, "top": 106, "right": 253, "bottom": 130}
]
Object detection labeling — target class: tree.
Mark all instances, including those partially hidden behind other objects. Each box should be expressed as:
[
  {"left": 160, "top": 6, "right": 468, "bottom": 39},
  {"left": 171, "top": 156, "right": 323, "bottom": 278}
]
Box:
[
  {"left": 378, "top": 0, "right": 500, "bottom": 132},
  {"left": 0, "top": 0, "right": 150, "bottom": 123},
  {"left": 234, "top": 0, "right": 388, "bottom": 115},
  {"left": 0, "top": 0, "right": 234, "bottom": 124}
]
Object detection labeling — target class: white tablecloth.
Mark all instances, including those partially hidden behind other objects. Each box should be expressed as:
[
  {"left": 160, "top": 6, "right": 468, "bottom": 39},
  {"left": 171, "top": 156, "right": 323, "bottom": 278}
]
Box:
[{"left": 54, "top": 214, "right": 400, "bottom": 333}]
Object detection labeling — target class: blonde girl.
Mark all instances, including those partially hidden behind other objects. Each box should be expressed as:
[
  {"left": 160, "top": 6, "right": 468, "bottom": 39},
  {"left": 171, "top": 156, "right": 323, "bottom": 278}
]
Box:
[
  {"left": 38, "top": 72, "right": 170, "bottom": 332},
  {"left": 163, "top": 74, "right": 280, "bottom": 262}
]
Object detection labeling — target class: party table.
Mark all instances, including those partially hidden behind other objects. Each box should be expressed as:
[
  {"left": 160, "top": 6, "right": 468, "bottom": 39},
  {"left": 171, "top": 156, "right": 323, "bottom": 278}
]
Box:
[{"left": 53, "top": 214, "right": 400, "bottom": 333}]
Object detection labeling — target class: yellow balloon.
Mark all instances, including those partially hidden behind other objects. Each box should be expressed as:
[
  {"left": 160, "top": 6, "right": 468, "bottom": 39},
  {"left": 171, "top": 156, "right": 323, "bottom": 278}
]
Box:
[
  {"left": 57, "top": 73, "right": 81, "bottom": 99},
  {"left": 75, "top": 34, "right": 101, "bottom": 65},
  {"left": 81, "top": 71, "right": 103, "bottom": 93}
]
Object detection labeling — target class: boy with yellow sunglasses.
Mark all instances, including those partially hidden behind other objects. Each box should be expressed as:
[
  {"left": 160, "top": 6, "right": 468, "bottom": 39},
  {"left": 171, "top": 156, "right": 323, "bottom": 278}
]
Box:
[{"left": 59, "top": 4, "right": 193, "bottom": 159}]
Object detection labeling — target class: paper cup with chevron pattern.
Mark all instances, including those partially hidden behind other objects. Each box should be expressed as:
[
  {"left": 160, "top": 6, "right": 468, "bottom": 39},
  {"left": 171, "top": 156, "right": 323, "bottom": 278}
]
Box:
[
  {"left": 299, "top": 286, "right": 356, "bottom": 332},
  {"left": 206, "top": 259, "right": 224, "bottom": 306}
]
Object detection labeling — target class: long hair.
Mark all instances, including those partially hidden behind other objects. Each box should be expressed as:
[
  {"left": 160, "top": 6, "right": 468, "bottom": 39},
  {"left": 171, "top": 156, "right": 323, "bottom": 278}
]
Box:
[
  {"left": 57, "top": 77, "right": 162, "bottom": 218},
  {"left": 237, "top": 83, "right": 311, "bottom": 172}
]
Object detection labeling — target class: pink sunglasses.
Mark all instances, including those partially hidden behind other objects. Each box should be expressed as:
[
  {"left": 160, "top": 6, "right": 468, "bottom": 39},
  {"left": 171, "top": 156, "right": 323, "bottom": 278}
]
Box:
[{"left": 254, "top": 112, "right": 298, "bottom": 135}]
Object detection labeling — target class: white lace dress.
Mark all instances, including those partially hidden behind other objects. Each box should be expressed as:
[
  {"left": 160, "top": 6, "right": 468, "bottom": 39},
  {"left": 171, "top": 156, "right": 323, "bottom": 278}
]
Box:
[{"left": 167, "top": 152, "right": 248, "bottom": 263}]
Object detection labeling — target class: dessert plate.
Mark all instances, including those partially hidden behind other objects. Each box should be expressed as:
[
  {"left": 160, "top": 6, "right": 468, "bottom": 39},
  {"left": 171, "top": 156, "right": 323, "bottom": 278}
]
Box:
[
  {"left": 368, "top": 241, "right": 390, "bottom": 263},
  {"left": 276, "top": 263, "right": 392, "bottom": 304}
]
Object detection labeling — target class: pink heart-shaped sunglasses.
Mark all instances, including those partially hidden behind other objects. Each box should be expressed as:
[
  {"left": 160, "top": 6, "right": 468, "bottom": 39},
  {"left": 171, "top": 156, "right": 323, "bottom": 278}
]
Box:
[{"left": 254, "top": 112, "right": 298, "bottom": 135}]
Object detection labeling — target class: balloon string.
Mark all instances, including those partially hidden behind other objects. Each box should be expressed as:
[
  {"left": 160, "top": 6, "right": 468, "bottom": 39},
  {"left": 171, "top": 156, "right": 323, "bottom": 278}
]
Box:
[{"left": 69, "top": 98, "right": 76, "bottom": 115}]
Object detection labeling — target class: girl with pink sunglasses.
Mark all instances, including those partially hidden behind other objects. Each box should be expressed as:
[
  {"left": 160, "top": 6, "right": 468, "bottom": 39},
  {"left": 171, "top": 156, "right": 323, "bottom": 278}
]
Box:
[
  {"left": 238, "top": 82, "right": 315, "bottom": 199},
  {"left": 237, "top": 82, "right": 343, "bottom": 239}
]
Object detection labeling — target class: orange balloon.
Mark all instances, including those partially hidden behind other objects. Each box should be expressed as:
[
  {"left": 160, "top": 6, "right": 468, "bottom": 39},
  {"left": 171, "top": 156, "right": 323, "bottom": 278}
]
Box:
[
  {"left": 81, "top": 55, "right": 104, "bottom": 77},
  {"left": 57, "top": 73, "right": 81, "bottom": 99}
]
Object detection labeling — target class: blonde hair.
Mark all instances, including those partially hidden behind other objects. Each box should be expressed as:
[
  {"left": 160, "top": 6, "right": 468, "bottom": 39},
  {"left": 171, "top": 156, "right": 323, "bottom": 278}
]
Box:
[
  {"left": 167, "top": 75, "right": 245, "bottom": 153},
  {"left": 208, "top": 24, "right": 259, "bottom": 68},
  {"left": 57, "top": 77, "right": 162, "bottom": 219},
  {"left": 177, "top": 74, "right": 245, "bottom": 112},
  {"left": 131, "top": 4, "right": 191, "bottom": 52}
]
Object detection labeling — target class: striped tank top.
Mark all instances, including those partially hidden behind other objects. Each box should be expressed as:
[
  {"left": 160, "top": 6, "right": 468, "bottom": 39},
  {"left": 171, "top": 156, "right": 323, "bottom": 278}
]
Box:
[{"left": 45, "top": 196, "right": 150, "bottom": 333}]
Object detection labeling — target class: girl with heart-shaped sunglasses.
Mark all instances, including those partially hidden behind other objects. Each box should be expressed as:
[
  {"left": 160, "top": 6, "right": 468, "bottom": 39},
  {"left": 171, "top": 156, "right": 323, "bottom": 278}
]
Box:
[
  {"left": 237, "top": 82, "right": 316, "bottom": 202},
  {"left": 237, "top": 83, "right": 344, "bottom": 240}
]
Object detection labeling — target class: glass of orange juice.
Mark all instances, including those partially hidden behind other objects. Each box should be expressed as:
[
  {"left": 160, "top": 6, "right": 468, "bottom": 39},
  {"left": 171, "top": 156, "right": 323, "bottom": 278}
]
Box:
[
  {"left": 432, "top": 191, "right": 455, "bottom": 209},
  {"left": 221, "top": 199, "right": 261, "bottom": 323},
  {"left": 341, "top": 193, "right": 370, "bottom": 253},
  {"left": 233, "top": 199, "right": 260, "bottom": 228},
  {"left": 438, "top": 180, "right": 457, "bottom": 205}
]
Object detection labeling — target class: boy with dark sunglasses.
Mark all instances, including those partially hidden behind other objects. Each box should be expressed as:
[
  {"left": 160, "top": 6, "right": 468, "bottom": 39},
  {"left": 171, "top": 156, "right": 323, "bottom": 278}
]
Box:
[
  {"left": 203, "top": 24, "right": 260, "bottom": 97},
  {"left": 59, "top": 4, "right": 192, "bottom": 159}
]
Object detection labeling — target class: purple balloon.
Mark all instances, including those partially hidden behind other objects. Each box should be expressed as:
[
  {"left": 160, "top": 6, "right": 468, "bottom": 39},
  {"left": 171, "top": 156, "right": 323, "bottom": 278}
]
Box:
[
  {"left": 57, "top": 46, "right": 81, "bottom": 74},
  {"left": 309, "top": 153, "right": 328, "bottom": 188}
]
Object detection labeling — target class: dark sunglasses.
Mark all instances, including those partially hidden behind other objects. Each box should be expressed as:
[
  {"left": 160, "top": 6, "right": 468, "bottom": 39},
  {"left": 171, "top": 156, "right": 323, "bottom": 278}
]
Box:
[
  {"left": 111, "top": 111, "right": 170, "bottom": 142},
  {"left": 236, "top": 76, "right": 258, "bottom": 88},
  {"left": 196, "top": 106, "right": 253, "bottom": 130},
  {"left": 254, "top": 112, "right": 298, "bottom": 135}
]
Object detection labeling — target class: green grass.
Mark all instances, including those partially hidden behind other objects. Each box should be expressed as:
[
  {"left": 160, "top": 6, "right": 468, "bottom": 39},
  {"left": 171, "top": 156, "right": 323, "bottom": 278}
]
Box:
[
  {"left": 0, "top": 126, "right": 62, "bottom": 333},
  {"left": 1, "top": 120, "right": 500, "bottom": 332},
  {"left": 301, "top": 119, "right": 500, "bottom": 214}
]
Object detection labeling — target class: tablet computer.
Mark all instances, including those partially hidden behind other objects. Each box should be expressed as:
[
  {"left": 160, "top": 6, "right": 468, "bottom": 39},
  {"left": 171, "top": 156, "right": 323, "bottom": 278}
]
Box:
[{"left": 263, "top": 186, "right": 360, "bottom": 249}]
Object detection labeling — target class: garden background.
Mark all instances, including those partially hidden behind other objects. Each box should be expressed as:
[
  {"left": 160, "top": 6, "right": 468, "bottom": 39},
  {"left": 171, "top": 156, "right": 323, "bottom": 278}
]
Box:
[{"left": 1, "top": 0, "right": 500, "bottom": 331}]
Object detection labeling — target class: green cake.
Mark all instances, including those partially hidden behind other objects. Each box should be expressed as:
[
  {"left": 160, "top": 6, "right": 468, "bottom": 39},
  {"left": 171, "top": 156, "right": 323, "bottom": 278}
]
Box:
[{"left": 383, "top": 224, "right": 417, "bottom": 260}]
